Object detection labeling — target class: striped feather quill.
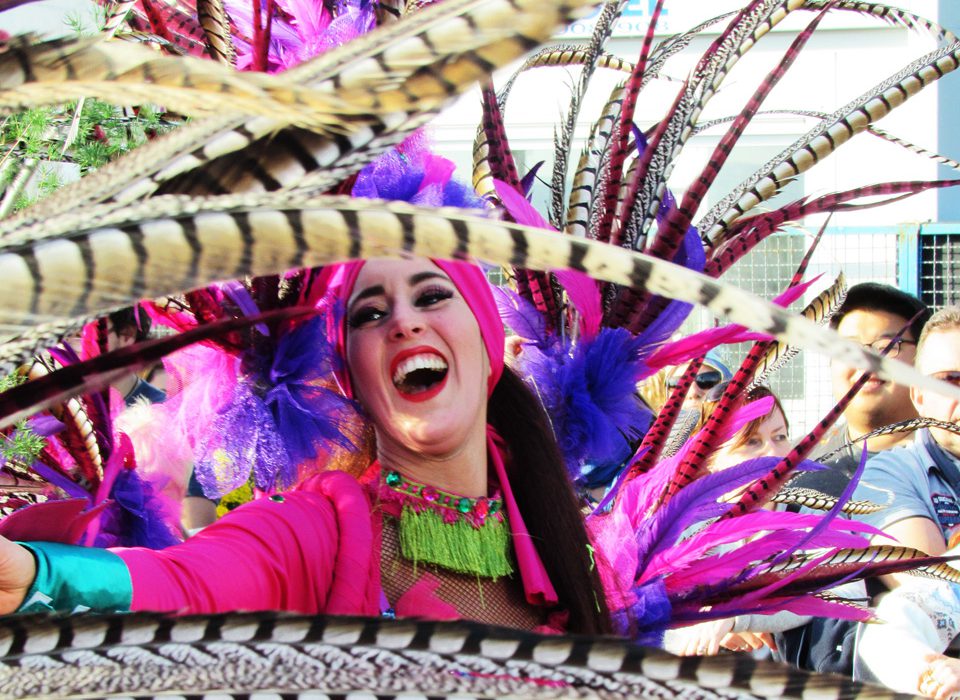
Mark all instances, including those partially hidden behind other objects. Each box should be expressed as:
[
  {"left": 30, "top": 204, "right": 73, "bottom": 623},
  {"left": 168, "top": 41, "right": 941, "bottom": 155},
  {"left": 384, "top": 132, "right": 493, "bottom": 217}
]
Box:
[
  {"left": 0, "top": 611, "right": 907, "bottom": 699},
  {"left": 700, "top": 39, "right": 960, "bottom": 244},
  {"left": 0, "top": 195, "right": 958, "bottom": 422}
]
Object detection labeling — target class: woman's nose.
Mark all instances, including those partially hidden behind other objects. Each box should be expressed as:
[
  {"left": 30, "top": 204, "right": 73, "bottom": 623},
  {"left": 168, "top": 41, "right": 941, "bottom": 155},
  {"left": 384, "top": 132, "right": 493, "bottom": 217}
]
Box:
[{"left": 388, "top": 305, "right": 424, "bottom": 340}]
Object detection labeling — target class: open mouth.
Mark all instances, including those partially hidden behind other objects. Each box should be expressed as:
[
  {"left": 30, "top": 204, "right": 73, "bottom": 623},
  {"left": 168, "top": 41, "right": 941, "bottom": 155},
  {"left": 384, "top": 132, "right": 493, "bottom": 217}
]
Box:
[{"left": 391, "top": 352, "right": 449, "bottom": 400}]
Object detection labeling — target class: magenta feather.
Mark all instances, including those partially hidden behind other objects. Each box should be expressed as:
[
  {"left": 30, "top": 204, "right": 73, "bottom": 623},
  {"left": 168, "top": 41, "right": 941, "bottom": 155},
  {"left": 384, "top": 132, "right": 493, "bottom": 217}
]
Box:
[
  {"left": 552, "top": 269, "right": 603, "bottom": 341},
  {"left": 646, "top": 277, "right": 816, "bottom": 369},
  {"left": 494, "top": 179, "right": 552, "bottom": 230},
  {"left": 645, "top": 510, "right": 874, "bottom": 578},
  {"left": 618, "top": 397, "right": 775, "bottom": 527}
]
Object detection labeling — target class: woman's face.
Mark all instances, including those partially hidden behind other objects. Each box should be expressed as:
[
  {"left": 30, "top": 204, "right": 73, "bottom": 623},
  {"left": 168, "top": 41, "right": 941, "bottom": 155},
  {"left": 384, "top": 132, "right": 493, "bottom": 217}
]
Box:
[
  {"left": 710, "top": 408, "right": 791, "bottom": 473},
  {"left": 345, "top": 258, "right": 489, "bottom": 458}
]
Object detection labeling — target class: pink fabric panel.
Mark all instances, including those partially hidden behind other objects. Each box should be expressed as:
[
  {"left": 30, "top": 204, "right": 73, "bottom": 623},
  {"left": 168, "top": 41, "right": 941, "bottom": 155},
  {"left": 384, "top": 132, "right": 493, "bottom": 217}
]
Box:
[
  {"left": 119, "top": 473, "right": 373, "bottom": 614},
  {"left": 394, "top": 575, "right": 458, "bottom": 620},
  {"left": 487, "top": 429, "right": 558, "bottom": 607}
]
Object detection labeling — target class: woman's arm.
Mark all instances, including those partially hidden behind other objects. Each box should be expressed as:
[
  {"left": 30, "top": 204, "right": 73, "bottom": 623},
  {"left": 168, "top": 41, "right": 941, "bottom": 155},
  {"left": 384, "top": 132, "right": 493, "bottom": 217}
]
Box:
[
  {"left": 859, "top": 582, "right": 960, "bottom": 695},
  {"left": 0, "top": 536, "right": 37, "bottom": 613},
  {"left": 118, "top": 490, "right": 343, "bottom": 613},
  {"left": 0, "top": 479, "right": 362, "bottom": 616}
]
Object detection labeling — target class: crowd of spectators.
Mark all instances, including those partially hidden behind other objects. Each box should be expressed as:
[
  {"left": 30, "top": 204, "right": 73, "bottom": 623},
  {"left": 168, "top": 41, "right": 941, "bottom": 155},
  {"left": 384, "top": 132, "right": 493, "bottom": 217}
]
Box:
[{"left": 647, "top": 283, "right": 960, "bottom": 698}]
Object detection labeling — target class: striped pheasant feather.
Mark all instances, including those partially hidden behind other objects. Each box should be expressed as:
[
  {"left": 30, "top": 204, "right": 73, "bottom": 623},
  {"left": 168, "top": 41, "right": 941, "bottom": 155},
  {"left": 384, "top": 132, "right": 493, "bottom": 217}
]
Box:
[
  {"left": 700, "top": 40, "right": 960, "bottom": 244},
  {"left": 704, "top": 179, "right": 960, "bottom": 278},
  {"left": 1, "top": 193, "right": 957, "bottom": 421},
  {"left": 647, "top": 5, "right": 827, "bottom": 268},
  {"left": 722, "top": 324, "right": 916, "bottom": 519},
  {"left": 101, "top": 0, "right": 139, "bottom": 37},
  {"left": 660, "top": 341, "right": 774, "bottom": 503},
  {"left": 626, "top": 0, "right": 806, "bottom": 246},
  {"left": 771, "top": 486, "right": 883, "bottom": 515},
  {"left": 626, "top": 356, "right": 705, "bottom": 479},
  {"left": 117, "top": 0, "right": 215, "bottom": 58},
  {"left": 196, "top": 0, "right": 236, "bottom": 67},
  {"left": 549, "top": 0, "right": 630, "bottom": 229},
  {"left": 807, "top": 0, "right": 958, "bottom": 43},
  {"left": 760, "top": 545, "right": 960, "bottom": 586},
  {"left": 816, "top": 417, "right": 960, "bottom": 465},
  {"left": 524, "top": 45, "right": 636, "bottom": 73},
  {"left": 616, "top": 6, "right": 827, "bottom": 336},
  {"left": 0, "top": 611, "right": 911, "bottom": 699},
  {"left": 563, "top": 85, "right": 626, "bottom": 241},
  {"left": 0, "top": 34, "right": 358, "bottom": 127},
  {"left": 751, "top": 271, "right": 846, "bottom": 387},
  {"left": 3, "top": 0, "right": 600, "bottom": 228}
]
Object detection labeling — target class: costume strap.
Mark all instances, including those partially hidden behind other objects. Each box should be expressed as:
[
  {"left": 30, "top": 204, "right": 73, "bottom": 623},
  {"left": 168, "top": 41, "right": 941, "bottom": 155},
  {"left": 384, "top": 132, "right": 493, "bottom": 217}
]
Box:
[
  {"left": 487, "top": 426, "right": 558, "bottom": 606},
  {"left": 17, "top": 542, "right": 132, "bottom": 613}
]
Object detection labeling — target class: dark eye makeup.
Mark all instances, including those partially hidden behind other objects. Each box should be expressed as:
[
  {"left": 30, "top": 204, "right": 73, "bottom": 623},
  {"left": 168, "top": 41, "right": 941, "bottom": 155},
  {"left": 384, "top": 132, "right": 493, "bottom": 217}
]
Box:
[
  {"left": 347, "top": 284, "right": 455, "bottom": 329},
  {"left": 348, "top": 304, "right": 387, "bottom": 328},
  {"left": 415, "top": 285, "right": 454, "bottom": 307}
]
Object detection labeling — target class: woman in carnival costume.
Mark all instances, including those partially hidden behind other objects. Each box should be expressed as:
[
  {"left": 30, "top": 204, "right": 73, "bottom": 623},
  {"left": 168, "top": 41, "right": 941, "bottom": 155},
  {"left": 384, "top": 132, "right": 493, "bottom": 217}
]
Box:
[
  {"left": 0, "top": 144, "right": 907, "bottom": 647},
  {"left": 0, "top": 149, "right": 612, "bottom": 636}
]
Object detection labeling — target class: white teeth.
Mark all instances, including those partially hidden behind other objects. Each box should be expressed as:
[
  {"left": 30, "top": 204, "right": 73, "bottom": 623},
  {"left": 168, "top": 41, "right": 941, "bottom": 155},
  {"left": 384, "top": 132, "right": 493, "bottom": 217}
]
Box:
[{"left": 392, "top": 354, "right": 448, "bottom": 386}]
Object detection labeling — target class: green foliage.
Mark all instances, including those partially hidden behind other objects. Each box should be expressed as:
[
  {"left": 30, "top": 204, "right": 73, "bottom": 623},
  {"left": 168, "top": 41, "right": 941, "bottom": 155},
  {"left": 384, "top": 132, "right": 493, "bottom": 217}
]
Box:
[
  {"left": 0, "top": 371, "right": 26, "bottom": 394},
  {"left": 0, "top": 99, "right": 174, "bottom": 173},
  {"left": 13, "top": 164, "right": 62, "bottom": 212},
  {"left": 0, "top": 98, "right": 176, "bottom": 212},
  {"left": 2, "top": 108, "right": 55, "bottom": 158},
  {"left": 0, "top": 376, "right": 45, "bottom": 468},
  {"left": 64, "top": 3, "right": 107, "bottom": 36},
  {"left": 1, "top": 421, "right": 46, "bottom": 467}
]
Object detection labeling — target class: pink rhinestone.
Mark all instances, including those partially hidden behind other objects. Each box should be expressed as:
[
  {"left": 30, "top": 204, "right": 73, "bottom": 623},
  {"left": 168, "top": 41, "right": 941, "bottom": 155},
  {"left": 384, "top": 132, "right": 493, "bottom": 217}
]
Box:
[{"left": 422, "top": 486, "right": 439, "bottom": 502}]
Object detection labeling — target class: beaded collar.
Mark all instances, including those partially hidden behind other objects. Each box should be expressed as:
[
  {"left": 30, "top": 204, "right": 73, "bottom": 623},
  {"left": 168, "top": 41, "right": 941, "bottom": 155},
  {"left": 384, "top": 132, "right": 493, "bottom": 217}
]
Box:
[{"left": 379, "top": 469, "right": 514, "bottom": 579}]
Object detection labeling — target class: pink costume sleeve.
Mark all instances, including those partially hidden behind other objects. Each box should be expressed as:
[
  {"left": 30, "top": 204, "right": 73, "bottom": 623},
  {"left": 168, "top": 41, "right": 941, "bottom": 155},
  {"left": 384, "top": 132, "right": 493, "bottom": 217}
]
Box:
[{"left": 117, "top": 471, "right": 379, "bottom": 615}]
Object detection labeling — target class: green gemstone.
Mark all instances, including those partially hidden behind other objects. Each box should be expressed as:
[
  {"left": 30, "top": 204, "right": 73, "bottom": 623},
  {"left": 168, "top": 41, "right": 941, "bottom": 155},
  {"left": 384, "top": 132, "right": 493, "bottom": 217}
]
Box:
[
  {"left": 386, "top": 471, "right": 402, "bottom": 487},
  {"left": 488, "top": 500, "right": 500, "bottom": 515},
  {"left": 270, "top": 494, "right": 285, "bottom": 503},
  {"left": 457, "top": 498, "right": 472, "bottom": 514}
]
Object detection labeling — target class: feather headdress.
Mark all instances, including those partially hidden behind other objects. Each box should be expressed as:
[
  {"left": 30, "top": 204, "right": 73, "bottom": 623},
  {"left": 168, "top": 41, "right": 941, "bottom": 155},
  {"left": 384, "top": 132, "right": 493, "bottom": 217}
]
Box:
[{"left": 0, "top": 0, "right": 957, "bottom": 658}]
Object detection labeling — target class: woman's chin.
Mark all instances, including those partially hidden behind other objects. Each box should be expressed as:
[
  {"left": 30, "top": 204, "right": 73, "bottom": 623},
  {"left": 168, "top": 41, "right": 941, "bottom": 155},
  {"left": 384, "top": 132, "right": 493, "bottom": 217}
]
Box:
[{"left": 379, "top": 418, "right": 474, "bottom": 457}]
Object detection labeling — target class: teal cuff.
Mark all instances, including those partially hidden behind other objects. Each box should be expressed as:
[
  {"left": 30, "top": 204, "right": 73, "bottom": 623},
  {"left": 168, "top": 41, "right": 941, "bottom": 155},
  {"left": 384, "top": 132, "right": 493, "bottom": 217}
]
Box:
[{"left": 16, "top": 542, "right": 132, "bottom": 614}]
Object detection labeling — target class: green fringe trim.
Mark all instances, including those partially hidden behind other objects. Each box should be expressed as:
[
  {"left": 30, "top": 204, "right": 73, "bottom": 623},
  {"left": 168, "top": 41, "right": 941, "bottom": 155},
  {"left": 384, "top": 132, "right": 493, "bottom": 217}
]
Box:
[{"left": 398, "top": 506, "right": 515, "bottom": 579}]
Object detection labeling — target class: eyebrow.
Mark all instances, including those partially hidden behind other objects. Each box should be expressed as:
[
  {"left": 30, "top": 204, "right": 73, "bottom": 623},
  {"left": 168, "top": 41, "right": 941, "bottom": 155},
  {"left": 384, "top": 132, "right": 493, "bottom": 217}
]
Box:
[{"left": 349, "top": 271, "right": 450, "bottom": 307}]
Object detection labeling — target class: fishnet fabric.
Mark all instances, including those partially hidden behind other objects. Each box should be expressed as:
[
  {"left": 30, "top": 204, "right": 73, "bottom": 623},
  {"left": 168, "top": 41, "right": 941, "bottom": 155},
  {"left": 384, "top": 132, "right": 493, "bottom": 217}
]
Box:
[{"left": 379, "top": 513, "right": 546, "bottom": 630}]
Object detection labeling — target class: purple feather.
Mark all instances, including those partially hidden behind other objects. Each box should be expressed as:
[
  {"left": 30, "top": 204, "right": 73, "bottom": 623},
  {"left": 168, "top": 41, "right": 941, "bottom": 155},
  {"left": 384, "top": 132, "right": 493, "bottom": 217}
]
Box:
[
  {"left": 520, "top": 161, "right": 545, "bottom": 196},
  {"left": 93, "top": 469, "right": 180, "bottom": 549},
  {"left": 636, "top": 456, "right": 800, "bottom": 567},
  {"left": 493, "top": 286, "right": 548, "bottom": 347},
  {"left": 519, "top": 328, "right": 652, "bottom": 486},
  {"left": 222, "top": 281, "right": 269, "bottom": 336}
]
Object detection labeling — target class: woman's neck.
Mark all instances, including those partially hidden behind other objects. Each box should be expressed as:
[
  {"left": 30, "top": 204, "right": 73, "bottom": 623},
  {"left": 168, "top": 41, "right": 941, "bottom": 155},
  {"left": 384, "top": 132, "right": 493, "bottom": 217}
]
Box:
[{"left": 375, "top": 421, "right": 488, "bottom": 497}]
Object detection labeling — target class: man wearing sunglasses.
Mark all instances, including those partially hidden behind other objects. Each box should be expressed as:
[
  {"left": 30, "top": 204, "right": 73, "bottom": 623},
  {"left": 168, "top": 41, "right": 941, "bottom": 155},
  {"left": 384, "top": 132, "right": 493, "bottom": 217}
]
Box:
[
  {"left": 664, "top": 351, "right": 731, "bottom": 407},
  {"left": 661, "top": 352, "right": 731, "bottom": 457},
  {"left": 852, "top": 306, "right": 960, "bottom": 589},
  {"left": 813, "top": 283, "right": 931, "bottom": 479}
]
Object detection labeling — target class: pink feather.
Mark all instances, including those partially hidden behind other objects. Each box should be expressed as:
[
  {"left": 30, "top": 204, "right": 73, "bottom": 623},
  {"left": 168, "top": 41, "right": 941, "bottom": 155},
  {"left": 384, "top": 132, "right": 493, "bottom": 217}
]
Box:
[
  {"left": 79, "top": 321, "right": 103, "bottom": 362},
  {"left": 647, "top": 275, "right": 820, "bottom": 369},
  {"left": 616, "top": 396, "right": 775, "bottom": 532},
  {"left": 552, "top": 269, "right": 603, "bottom": 341},
  {"left": 163, "top": 345, "right": 241, "bottom": 452},
  {"left": 645, "top": 511, "right": 873, "bottom": 576},
  {"left": 493, "top": 179, "right": 554, "bottom": 230}
]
